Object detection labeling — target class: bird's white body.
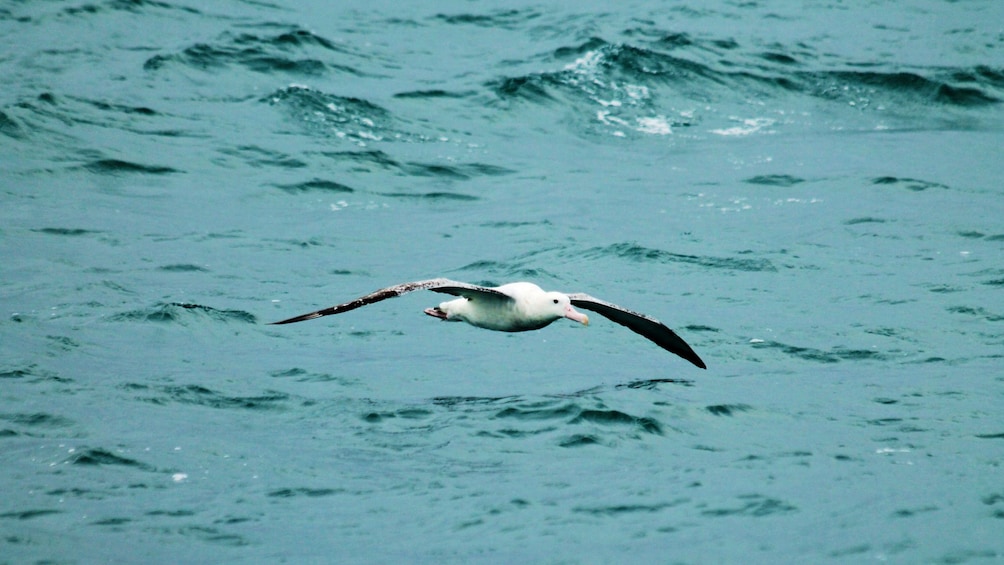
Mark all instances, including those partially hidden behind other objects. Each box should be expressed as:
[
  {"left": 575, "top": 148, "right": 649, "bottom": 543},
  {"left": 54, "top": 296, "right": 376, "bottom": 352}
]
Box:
[{"left": 425, "top": 282, "right": 589, "bottom": 332}]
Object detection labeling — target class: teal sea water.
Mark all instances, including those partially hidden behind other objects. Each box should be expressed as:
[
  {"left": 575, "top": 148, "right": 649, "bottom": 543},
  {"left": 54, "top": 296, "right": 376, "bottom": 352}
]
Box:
[{"left": 2, "top": 1, "right": 1003, "bottom": 562}]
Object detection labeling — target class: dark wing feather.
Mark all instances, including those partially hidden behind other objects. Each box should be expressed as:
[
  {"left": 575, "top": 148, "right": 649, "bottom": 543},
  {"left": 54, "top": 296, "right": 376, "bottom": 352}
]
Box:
[
  {"left": 270, "top": 278, "right": 510, "bottom": 325},
  {"left": 567, "top": 293, "right": 707, "bottom": 369}
]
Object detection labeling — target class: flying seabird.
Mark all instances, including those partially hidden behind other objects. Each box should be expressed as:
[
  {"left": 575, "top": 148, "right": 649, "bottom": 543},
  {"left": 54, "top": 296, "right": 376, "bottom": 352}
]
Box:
[{"left": 271, "top": 278, "right": 706, "bottom": 369}]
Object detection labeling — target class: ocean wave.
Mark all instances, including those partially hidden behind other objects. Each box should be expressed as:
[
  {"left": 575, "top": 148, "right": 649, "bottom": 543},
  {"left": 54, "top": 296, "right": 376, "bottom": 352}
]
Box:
[
  {"left": 583, "top": 242, "right": 778, "bottom": 272},
  {"left": 488, "top": 36, "right": 1001, "bottom": 137},
  {"left": 124, "top": 383, "right": 289, "bottom": 411},
  {"left": 263, "top": 85, "right": 400, "bottom": 145},
  {"left": 108, "top": 303, "right": 257, "bottom": 324},
  {"left": 143, "top": 29, "right": 364, "bottom": 76},
  {"left": 750, "top": 340, "right": 887, "bottom": 363}
]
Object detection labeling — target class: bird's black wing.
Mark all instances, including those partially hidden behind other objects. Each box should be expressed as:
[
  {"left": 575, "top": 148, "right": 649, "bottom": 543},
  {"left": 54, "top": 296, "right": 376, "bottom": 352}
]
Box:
[
  {"left": 270, "top": 278, "right": 510, "bottom": 325},
  {"left": 567, "top": 293, "right": 706, "bottom": 369}
]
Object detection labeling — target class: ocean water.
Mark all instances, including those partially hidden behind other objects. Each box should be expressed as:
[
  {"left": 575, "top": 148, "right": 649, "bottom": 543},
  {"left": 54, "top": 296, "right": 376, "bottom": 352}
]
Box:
[{"left": 2, "top": 1, "right": 1003, "bottom": 562}]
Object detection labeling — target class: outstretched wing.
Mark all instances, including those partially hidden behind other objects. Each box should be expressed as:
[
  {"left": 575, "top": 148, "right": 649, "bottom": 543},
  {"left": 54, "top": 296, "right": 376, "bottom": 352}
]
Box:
[
  {"left": 566, "top": 293, "right": 707, "bottom": 369},
  {"left": 270, "top": 278, "right": 511, "bottom": 325}
]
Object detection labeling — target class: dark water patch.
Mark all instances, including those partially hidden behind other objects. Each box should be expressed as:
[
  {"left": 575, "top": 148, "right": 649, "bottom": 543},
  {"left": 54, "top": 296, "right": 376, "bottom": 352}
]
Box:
[
  {"left": 452, "top": 163, "right": 515, "bottom": 177},
  {"left": 582, "top": 39, "right": 716, "bottom": 84},
  {"left": 559, "top": 434, "right": 600, "bottom": 447},
  {"left": 491, "top": 75, "right": 557, "bottom": 103},
  {"left": 586, "top": 242, "right": 777, "bottom": 272},
  {"left": 0, "top": 509, "right": 63, "bottom": 520},
  {"left": 829, "top": 544, "right": 873, "bottom": 558},
  {"left": 47, "top": 488, "right": 104, "bottom": 500},
  {"left": 92, "top": 517, "right": 132, "bottom": 526},
  {"left": 46, "top": 334, "right": 78, "bottom": 351},
  {"left": 0, "top": 364, "right": 71, "bottom": 384},
  {"left": 400, "top": 162, "right": 473, "bottom": 180},
  {"left": 934, "top": 83, "right": 999, "bottom": 107},
  {"left": 630, "top": 31, "right": 694, "bottom": 49},
  {"left": 479, "top": 220, "right": 552, "bottom": 228},
  {"left": 81, "top": 158, "right": 178, "bottom": 175},
  {"left": 966, "top": 66, "right": 1004, "bottom": 88},
  {"left": 844, "top": 217, "right": 888, "bottom": 225},
  {"left": 744, "top": 174, "right": 804, "bottom": 186},
  {"left": 369, "top": 160, "right": 514, "bottom": 180},
  {"left": 158, "top": 263, "right": 209, "bottom": 272},
  {"left": 975, "top": 433, "right": 1004, "bottom": 440},
  {"left": 109, "top": 302, "right": 258, "bottom": 324},
  {"left": 983, "top": 493, "right": 1004, "bottom": 511},
  {"left": 216, "top": 516, "right": 255, "bottom": 525},
  {"left": 66, "top": 448, "right": 157, "bottom": 471},
  {"left": 706, "top": 404, "right": 752, "bottom": 417},
  {"left": 553, "top": 37, "right": 608, "bottom": 59},
  {"left": 956, "top": 230, "right": 986, "bottom": 239},
  {"left": 0, "top": 412, "right": 74, "bottom": 430},
  {"left": 571, "top": 409, "right": 663, "bottom": 435},
  {"left": 761, "top": 51, "right": 798, "bottom": 65},
  {"left": 752, "top": 340, "right": 885, "bottom": 363},
  {"left": 457, "top": 259, "right": 503, "bottom": 273},
  {"left": 264, "top": 85, "right": 401, "bottom": 143},
  {"left": 269, "top": 367, "right": 339, "bottom": 383},
  {"left": 33, "top": 227, "right": 100, "bottom": 236},
  {"left": 146, "top": 509, "right": 197, "bottom": 517},
  {"left": 487, "top": 427, "right": 558, "bottom": 439},
  {"left": 926, "top": 284, "right": 962, "bottom": 294},
  {"left": 144, "top": 29, "right": 354, "bottom": 76},
  {"left": 63, "top": 0, "right": 200, "bottom": 16},
  {"left": 267, "top": 487, "right": 343, "bottom": 498},
  {"left": 9, "top": 92, "right": 180, "bottom": 140},
  {"left": 394, "top": 89, "right": 473, "bottom": 99},
  {"left": 616, "top": 378, "right": 694, "bottom": 390},
  {"left": 83, "top": 99, "right": 158, "bottom": 117},
  {"left": 872, "top": 176, "right": 949, "bottom": 192},
  {"left": 362, "top": 412, "right": 390, "bottom": 423},
  {"left": 573, "top": 500, "right": 682, "bottom": 516},
  {"left": 273, "top": 179, "right": 355, "bottom": 194},
  {"left": 495, "top": 401, "right": 580, "bottom": 421},
  {"left": 432, "top": 396, "right": 513, "bottom": 408},
  {"left": 433, "top": 8, "right": 540, "bottom": 29},
  {"left": 867, "top": 418, "right": 903, "bottom": 427},
  {"left": 380, "top": 191, "right": 479, "bottom": 201},
  {"left": 173, "top": 525, "right": 250, "bottom": 547},
  {"left": 454, "top": 260, "right": 556, "bottom": 281},
  {"left": 218, "top": 145, "right": 307, "bottom": 169},
  {"left": 270, "top": 29, "right": 347, "bottom": 52},
  {"left": 892, "top": 506, "right": 939, "bottom": 518},
  {"left": 701, "top": 495, "right": 797, "bottom": 517},
  {"left": 136, "top": 384, "right": 289, "bottom": 411},
  {"left": 397, "top": 408, "right": 433, "bottom": 419},
  {"left": 947, "top": 305, "right": 1004, "bottom": 322},
  {"left": 0, "top": 109, "right": 24, "bottom": 138},
  {"left": 0, "top": 367, "right": 29, "bottom": 379},
  {"left": 321, "top": 149, "right": 401, "bottom": 170},
  {"left": 812, "top": 70, "right": 999, "bottom": 107}
]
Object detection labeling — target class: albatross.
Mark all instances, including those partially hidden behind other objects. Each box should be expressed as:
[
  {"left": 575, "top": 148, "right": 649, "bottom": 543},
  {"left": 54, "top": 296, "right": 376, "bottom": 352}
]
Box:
[{"left": 271, "top": 278, "right": 706, "bottom": 369}]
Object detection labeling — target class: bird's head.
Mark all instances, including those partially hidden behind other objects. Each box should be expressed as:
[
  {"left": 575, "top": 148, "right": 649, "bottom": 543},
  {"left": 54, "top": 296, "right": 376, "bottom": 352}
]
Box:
[{"left": 543, "top": 292, "right": 589, "bottom": 326}]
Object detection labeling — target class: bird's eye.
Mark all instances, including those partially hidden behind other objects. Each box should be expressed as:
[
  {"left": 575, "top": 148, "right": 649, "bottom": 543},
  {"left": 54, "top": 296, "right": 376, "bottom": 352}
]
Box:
[{"left": 552, "top": 298, "right": 559, "bottom": 304}]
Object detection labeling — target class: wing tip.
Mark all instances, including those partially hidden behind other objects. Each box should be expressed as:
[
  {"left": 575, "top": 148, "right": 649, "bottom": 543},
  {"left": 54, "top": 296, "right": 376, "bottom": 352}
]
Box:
[{"left": 269, "top": 312, "right": 323, "bottom": 325}]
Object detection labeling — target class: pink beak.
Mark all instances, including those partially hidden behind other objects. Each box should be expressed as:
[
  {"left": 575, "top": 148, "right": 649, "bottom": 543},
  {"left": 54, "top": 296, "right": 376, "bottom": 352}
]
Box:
[{"left": 564, "top": 305, "right": 589, "bottom": 326}]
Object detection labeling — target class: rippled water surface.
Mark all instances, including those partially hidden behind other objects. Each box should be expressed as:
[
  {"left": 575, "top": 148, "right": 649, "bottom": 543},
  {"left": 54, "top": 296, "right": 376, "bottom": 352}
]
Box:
[{"left": 2, "top": 1, "right": 1003, "bottom": 563}]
